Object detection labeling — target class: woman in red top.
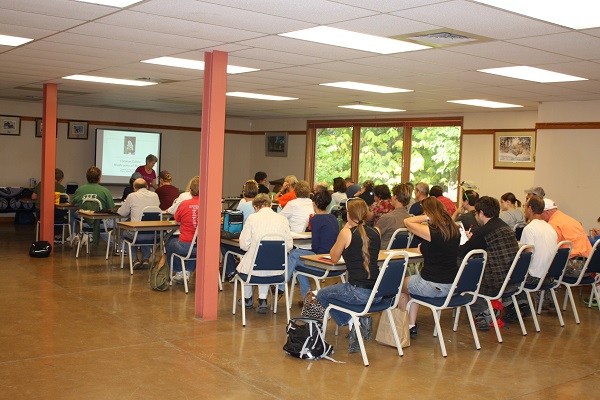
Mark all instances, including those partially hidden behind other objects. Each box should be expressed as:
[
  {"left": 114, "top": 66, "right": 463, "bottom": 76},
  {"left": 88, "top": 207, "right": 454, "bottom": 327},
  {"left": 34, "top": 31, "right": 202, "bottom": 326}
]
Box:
[
  {"left": 155, "top": 170, "right": 180, "bottom": 210},
  {"left": 135, "top": 154, "right": 158, "bottom": 190}
]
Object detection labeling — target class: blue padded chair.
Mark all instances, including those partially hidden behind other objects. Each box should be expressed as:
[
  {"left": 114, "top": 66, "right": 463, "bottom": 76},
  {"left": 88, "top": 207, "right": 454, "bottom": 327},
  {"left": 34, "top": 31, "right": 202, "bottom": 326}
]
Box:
[
  {"left": 120, "top": 206, "right": 162, "bottom": 275},
  {"left": 523, "top": 241, "right": 572, "bottom": 332},
  {"left": 387, "top": 228, "right": 410, "bottom": 250},
  {"left": 232, "top": 234, "right": 289, "bottom": 327},
  {"left": 322, "top": 251, "right": 409, "bottom": 366},
  {"left": 169, "top": 229, "right": 198, "bottom": 294},
  {"left": 513, "top": 223, "right": 526, "bottom": 241},
  {"left": 406, "top": 249, "right": 487, "bottom": 357},
  {"left": 74, "top": 195, "right": 113, "bottom": 260},
  {"left": 288, "top": 264, "right": 346, "bottom": 308},
  {"left": 458, "top": 245, "right": 533, "bottom": 342},
  {"left": 561, "top": 239, "right": 600, "bottom": 323}
]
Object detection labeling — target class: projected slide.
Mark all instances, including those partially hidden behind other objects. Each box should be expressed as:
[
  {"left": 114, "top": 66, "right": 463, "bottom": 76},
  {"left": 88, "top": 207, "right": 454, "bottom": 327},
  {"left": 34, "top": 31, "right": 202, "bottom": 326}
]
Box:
[{"left": 95, "top": 129, "right": 161, "bottom": 185}]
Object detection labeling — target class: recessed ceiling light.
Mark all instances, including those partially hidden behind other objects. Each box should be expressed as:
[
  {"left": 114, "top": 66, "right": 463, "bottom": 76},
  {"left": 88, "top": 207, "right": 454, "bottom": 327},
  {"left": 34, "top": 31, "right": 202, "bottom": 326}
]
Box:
[
  {"left": 141, "top": 57, "right": 259, "bottom": 74},
  {"left": 0, "top": 34, "right": 33, "bottom": 47},
  {"left": 473, "top": 0, "right": 600, "bottom": 29},
  {"left": 226, "top": 92, "right": 297, "bottom": 101},
  {"left": 63, "top": 75, "right": 157, "bottom": 86},
  {"left": 448, "top": 99, "right": 523, "bottom": 109},
  {"left": 321, "top": 82, "right": 412, "bottom": 93},
  {"left": 75, "top": 0, "right": 143, "bottom": 7},
  {"left": 279, "top": 26, "right": 430, "bottom": 54},
  {"left": 338, "top": 105, "right": 405, "bottom": 112},
  {"left": 478, "top": 66, "right": 587, "bottom": 83}
]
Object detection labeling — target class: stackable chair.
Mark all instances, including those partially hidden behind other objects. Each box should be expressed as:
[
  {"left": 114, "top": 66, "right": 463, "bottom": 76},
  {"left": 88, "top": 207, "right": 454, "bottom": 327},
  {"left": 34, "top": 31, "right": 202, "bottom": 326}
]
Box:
[
  {"left": 169, "top": 229, "right": 198, "bottom": 294},
  {"left": 387, "top": 228, "right": 411, "bottom": 250},
  {"left": 513, "top": 223, "right": 526, "bottom": 241},
  {"left": 561, "top": 239, "right": 600, "bottom": 323},
  {"left": 322, "top": 251, "right": 409, "bottom": 366},
  {"left": 120, "top": 206, "right": 162, "bottom": 274},
  {"left": 36, "top": 194, "right": 71, "bottom": 244},
  {"left": 232, "top": 234, "right": 289, "bottom": 327},
  {"left": 458, "top": 245, "right": 533, "bottom": 342},
  {"left": 523, "top": 241, "right": 572, "bottom": 332},
  {"left": 406, "top": 249, "right": 487, "bottom": 357},
  {"left": 288, "top": 262, "right": 346, "bottom": 308}
]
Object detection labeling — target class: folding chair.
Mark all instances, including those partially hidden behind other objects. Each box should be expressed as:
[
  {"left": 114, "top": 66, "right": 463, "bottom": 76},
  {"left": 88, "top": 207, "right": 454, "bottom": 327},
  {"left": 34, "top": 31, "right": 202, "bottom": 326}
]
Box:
[
  {"left": 322, "top": 251, "right": 409, "bottom": 366},
  {"left": 523, "top": 241, "right": 572, "bottom": 332},
  {"left": 561, "top": 239, "right": 600, "bottom": 323},
  {"left": 36, "top": 194, "right": 71, "bottom": 244},
  {"left": 288, "top": 260, "right": 346, "bottom": 308},
  {"left": 120, "top": 206, "right": 162, "bottom": 274},
  {"left": 513, "top": 223, "right": 526, "bottom": 241},
  {"left": 387, "top": 228, "right": 410, "bottom": 250},
  {"left": 406, "top": 249, "right": 487, "bottom": 357},
  {"left": 75, "top": 195, "right": 102, "bottom": 258},
  {"left": 232, "top": 234, "right": 289, "bottom": 327}
]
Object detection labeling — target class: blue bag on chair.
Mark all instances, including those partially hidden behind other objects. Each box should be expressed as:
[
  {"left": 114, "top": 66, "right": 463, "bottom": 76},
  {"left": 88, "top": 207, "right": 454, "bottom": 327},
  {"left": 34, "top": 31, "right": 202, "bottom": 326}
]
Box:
[{"left": 223, "top": 210, "right": 243, "bottom": 234}]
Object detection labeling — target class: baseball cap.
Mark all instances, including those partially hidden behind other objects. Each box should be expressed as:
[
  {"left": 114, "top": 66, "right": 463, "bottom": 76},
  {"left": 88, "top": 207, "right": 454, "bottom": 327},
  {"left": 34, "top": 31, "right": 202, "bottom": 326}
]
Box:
[
  {"left": 460, "top": 180, "right": 479, "bottom": 192},
  {"left": 525, "top": 186, "right": 545, "bottom": 197},
  {"left": 543, "top": 198, "right": 557, "bottom": 210}
]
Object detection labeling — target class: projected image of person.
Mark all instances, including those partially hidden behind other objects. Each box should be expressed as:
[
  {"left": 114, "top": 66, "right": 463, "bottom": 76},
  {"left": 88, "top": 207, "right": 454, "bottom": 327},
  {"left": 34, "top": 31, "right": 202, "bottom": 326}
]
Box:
[
  {"left": 124, "top": 137, "right": 135, "bottom": 155},
  {"left": 135, "top": 154, "right": 158, "bottom": 190}
]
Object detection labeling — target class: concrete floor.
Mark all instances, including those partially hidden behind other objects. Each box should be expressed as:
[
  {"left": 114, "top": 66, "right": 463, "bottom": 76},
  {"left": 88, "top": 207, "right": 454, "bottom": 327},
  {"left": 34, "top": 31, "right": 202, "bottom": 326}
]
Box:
[{"left": 2, "top": 222, "right": 599, "bottom": 399}]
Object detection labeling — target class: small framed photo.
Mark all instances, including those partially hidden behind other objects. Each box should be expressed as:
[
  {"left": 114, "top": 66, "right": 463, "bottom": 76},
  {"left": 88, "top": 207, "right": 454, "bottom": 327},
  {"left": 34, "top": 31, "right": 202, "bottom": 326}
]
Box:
[
  {"left": 0, "top": 116, "right": 21, "bottom": 135},
  {"left": 493, "top": 131, "right": 536, "bottom": 169},
  {"left": 265, "top": 132, "right": 288, "bottom": 157},
  {"left": 35, "top": 119, "right": 43, "bottom": 137},
  {"left": 68, "top": 121, "right": 88, "bottom": 140}
]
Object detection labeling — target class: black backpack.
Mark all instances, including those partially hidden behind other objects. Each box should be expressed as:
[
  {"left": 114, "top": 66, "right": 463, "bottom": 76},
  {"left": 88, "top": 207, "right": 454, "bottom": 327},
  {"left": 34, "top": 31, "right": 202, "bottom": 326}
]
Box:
[{"left": 283, "top": 318, "right": 334, "bottom": 360}]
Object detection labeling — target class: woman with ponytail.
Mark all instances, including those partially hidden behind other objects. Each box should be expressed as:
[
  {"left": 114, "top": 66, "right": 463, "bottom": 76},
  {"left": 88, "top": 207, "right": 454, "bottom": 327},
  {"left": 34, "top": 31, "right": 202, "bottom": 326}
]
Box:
[
  {"left": 316, "top": 198, "right": 382, "bottom": 353},
  {"left": 400, "top": 196, "right": 460, "bottom": 337}
]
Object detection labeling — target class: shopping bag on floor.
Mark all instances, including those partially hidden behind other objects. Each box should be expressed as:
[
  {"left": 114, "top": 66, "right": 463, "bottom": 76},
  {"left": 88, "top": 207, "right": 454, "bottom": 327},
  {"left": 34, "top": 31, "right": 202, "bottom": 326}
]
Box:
[{"left": 375, "top": 308, "right": 410, "bottom": 348}]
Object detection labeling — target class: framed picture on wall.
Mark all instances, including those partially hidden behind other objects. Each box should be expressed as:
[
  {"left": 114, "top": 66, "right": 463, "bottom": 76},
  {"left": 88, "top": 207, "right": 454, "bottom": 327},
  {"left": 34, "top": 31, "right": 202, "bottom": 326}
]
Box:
[
  {"left": 265, "top": 132, "right": 288, "bottom": 157},
  {"left": 68, "top": 121, "right": 88, "bottom": 140},
  {"left": 0, "top": 116, "right": 21, "bottom": 135},
  {"left": 35, "top": 119, "right": 43, "bottom": 137},
  {"left": 493, "top": 131, "right": 536, "bottom": 169}
]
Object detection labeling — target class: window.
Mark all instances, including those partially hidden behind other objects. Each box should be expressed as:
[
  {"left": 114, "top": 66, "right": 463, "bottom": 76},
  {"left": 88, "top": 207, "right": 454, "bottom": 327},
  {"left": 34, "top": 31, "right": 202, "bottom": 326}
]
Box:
[{"left": 307, "top": 119, "right": 462, "bottom": 201}]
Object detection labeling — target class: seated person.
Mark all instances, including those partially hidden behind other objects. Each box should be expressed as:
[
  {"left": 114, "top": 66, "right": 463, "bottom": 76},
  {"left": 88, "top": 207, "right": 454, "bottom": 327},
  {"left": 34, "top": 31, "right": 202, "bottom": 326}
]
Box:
[
  {"left": 155, "top": 170, "right": 180, "bottom": 210},
  {"left": 117, "top": 178, "right": 160, "bottom": 269},
  {"left": 32, "top": 168, "right": 67, "bottom": 238},
  {"left": 331, "top": 177, "right": 347, "bottom": 205},
  {"left": 254, "top": 171, "right": 270, "bottom": 195},
  {"left": 122, "top": 172, "right": 142, "bottom": 201},
  {"left": 345, "top": 177, "right": 361, "bottom": 199},
  {"left": 71, "top": 167, "right": 115, "bottom": 242},
  {"left": 280, "top": 190, "right": 339, "bottom": 297},
  {"left": 316, "top": 198, "right": 382, "bottom": 353},
  {"left": 163, "top": 177, "right": 200, "bottom": 284},
  {"left": 279, "top": 180, "right": 313, "bottom": 233},
  {"left": 429, "top": 185, "right": 457, "bottom": 216},
  {"left": 167, "top": 176, "right": 197, "bottom": 215},
  {"left": 274, "top": 175, "right": 298, "bottom": 208},
  {"left": 237, "top": 194, "right": 293, "bottom": 314},
  {"left": 376, "top": 183, "right": 412, "bottom": 249},
  {"left": 353, "top": 180, "right": 375, "bottom": 206},
  {"left": 499, "top": 192, "right": 525, "bottom": 227},
  {"left": 368, "top": 184, "right": 394, "bottom": 225},
  {"left": 452, "top": 190, "right": 480, "bottom": 233},
  {"left": 409, "top": 182, "right": 429, "bottom": 216}
]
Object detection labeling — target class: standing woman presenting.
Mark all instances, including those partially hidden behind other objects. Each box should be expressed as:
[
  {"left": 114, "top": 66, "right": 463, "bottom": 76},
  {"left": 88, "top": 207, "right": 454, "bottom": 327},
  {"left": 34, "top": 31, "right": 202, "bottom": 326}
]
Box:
[{"left": 136, "top": 154, "right": 158, "bottom": 190}]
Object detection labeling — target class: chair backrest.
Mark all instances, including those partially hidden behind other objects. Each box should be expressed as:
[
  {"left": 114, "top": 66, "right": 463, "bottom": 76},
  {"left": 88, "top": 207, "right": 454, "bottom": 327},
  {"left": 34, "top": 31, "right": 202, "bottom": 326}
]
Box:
[
  {"left": 582, "top": 239, "right": 600, "bottom": 275},
  {"left": 442, "top": 249, "right": 487, "bottom": 307},
  {"left": 141, "top": 206, "right": 162, "bottom": 221},
  {"left": 545, "top": 240, "right": 572, "bottom": 281},
  {"left": 183, "top": 229, "right": 199, "bottom": 258},
  {"left": 372, "top": 252, "right": 409, "bottom": 308},
  {"left": 496, "top": 244, "right": 533, "bottom": 297},
  {"left": 387, "top": 228, "right": 410, "bottom": 250},
  {"left": 408, "top": 233, "right": 423, "bottom": 249},
  {"left": 513, "top": 223, "right": 526, "bottom": 241},
  {"left": 245, "top": 234, "right": 288, "bottom": 281},
  {"left": 80, "top": 195, "right": 102, "bottom": 212}
]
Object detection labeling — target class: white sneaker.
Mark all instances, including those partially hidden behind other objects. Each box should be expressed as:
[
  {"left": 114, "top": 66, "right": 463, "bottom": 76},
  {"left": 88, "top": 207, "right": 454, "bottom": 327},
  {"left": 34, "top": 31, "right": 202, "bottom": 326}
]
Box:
[{"left": 172, "top": 271, "right": 190, "bottom": 284}]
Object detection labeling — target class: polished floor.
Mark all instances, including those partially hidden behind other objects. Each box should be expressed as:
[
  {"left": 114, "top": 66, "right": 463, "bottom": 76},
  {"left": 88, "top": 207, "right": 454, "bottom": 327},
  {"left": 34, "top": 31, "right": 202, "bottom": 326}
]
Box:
[{"left": 2, "top": 222, "right": 600, "bottom": 399}]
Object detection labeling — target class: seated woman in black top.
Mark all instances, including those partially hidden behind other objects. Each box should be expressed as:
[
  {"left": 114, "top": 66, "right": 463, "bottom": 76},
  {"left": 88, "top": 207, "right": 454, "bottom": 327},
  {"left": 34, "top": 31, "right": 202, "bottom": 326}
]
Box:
[
  {"left": 400, "top": 197, "right": 460, "bottom": 337},
  {"left": 317, "top": 198, "right": 382, "bottom": 353}
]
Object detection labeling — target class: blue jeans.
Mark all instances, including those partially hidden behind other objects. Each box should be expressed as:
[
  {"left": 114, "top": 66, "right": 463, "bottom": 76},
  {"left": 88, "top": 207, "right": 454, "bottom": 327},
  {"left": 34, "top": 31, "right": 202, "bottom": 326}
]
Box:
[
  {"left": 317, "top": 282, "right": 382, "bottom": 327},
  {"left": 123, "top": 231, "right": 155, "bottom": 261},
  {"left": 166, "top": 236, "right": 196, "bottom": 272},
  {"left": 279, "top": 248, "right": 313, "bottom": 296},
  {"left": 220, "top": 244, "right": 244, "bottom": 275}
]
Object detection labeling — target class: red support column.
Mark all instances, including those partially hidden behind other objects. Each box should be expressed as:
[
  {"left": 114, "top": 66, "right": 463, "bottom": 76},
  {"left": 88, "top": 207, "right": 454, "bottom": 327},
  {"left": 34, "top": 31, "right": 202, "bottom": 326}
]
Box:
[
  {"left": 40, "top": 84, "right": 58, "bottom": 247},
  {"left": 195, "top": 51, "right": 228, "bottom": 320}
]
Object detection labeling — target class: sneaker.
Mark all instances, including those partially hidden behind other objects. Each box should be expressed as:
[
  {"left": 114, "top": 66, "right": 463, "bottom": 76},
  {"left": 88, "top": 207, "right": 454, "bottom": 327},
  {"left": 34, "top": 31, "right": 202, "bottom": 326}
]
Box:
[
  {"left": 584, "top": 297, "right": 598, "bottom": 307},
  {"left": 359, "top": 316, "right": 373, "bottom": 342},
  {"left": 238, "top": 296, "right": 254, "bottom": 309},
  {"left": 140, "top": 259, "right": 150, "bottom": 270},
  {"left": 348, "top": 325, "right": 360, "bottom": 353},
  {"left": 172, "top": 271, "right": 190, "bottom": 284},
  {"left": 256, "top": 299, "right": 268, "bottom": 314},
  {"left": 475, "top": 313, "right": 491, "bottom": 331},
  {"left": 409, "top": 324, "right": 418, "bottom": 338},
  {"left": 132, "top": 259, "right": 143, "bottom": 270}
]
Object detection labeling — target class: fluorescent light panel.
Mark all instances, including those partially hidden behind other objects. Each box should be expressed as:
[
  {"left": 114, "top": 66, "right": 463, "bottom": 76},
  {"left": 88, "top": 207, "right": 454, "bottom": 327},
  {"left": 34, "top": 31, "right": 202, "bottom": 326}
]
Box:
[
  {"left": 321, "top": 81, "right": 412, "bottom": 93},
  {"left": 141, "top": 57, "right": 259, "bottom": 74},
  {"left": 279, "top": 26, "right": 430, "bottom": 54},
  {"left": 339, "top": 105, "right": 405, "bottom": 113},
  {"left": 226, "top": 92, "right": 297, "bottom": 101},
  {"left": 478, "top": 66, "right": 587, "bottom": 83},
  {"left": 75, "top": 0, "right": 143, "bottom": 7},
  {"left": 448, "top": 99, "right": 523, "bottom": 109},
  {"left": 0, "top": 34, "right": 33, "bottom": 46},
  {"left": 63, "top": 75, "right": 157, "bottom": 86},
  {"left": 473, "top": 0, "right": 600, "bottom": 29}
]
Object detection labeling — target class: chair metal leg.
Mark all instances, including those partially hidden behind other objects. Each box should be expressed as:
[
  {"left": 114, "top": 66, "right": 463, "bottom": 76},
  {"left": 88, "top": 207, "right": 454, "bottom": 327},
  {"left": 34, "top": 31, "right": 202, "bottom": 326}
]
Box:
[
  {"left": 232, "top": 278, "right": 238, "bottom": 315},
  {"left": 431, "top": 308, "right": 447, "bottom": 357},
  {"left": 512, "top": 295, "right": 527, "bottom": 336},
  {"left": 537, "top": 290, "right": 544, "bottom": 314},
  {"left": 549, "top": 288, "right": 565, "bottom": 327},
  {"left": 433, "top": 310, "right": 441, "bottom": 337},
  {"left": 284, "top": 282, "right": 290, "bottom": 322},
  {"left": 465, "top": 305, "right": 481, "bottom": 350},
  {"left": 484, "top": 298, "right": 502, "bottom": 343},
  {"left": 351, "top": 315, "right": 369, "bottom": 366},
  {"left": 182, "top": 261, "right": 189, "bottom": 294},
  {"left": 288, "top": 272, "right": 297, "bottom": 309},
  {"left": 128, "top": 242, "right": 134, "bottom": 275},
  {"left": 218, "top": 271, "right": 223, "bottom": 291},
  {"left": 526, "top": 291, "right": 540, "bottom": 332},
  {"left": 565, "top": 286, "right": 580, "bottom": 324},
  {"left": 241, "top": 282, "right": 246, "bottom": 327},
  {"left": 453, "top": 307, "right": 461, "bottom": 331},
  {"left": 386, "top": 308, "right": 404, "bottom": 357}
]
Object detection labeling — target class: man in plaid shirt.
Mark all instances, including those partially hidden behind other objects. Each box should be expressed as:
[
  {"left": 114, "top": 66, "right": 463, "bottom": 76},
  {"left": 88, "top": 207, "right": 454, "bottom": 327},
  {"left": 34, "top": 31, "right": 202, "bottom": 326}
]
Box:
[{"left": 458, "top": 196, "right": 519, "bottom": 330}]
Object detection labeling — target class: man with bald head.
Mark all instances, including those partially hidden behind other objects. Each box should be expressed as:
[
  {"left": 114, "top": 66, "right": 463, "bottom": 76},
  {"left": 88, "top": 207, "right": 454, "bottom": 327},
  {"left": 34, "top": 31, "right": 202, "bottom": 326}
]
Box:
[{"left": 118, "top": 178, "right": 160, "bottom": 269}]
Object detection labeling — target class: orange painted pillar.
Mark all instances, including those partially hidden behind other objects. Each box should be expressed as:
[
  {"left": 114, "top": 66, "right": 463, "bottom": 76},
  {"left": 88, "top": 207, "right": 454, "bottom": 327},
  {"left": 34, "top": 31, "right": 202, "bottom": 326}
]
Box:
[
  {"left": 40, "top": 83, "right": 58, "bottom": 247},
  {"left": 195, "top": 51, "right": 228, "bottom": 320}
]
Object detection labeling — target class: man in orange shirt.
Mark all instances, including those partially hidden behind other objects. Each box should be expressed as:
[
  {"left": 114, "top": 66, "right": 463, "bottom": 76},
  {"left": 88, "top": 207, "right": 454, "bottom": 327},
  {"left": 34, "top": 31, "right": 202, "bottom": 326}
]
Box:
[
  {"left": 274, "top": 175, "right": 297, "bottom": 208},
  {"left": 542, "top": 198, "right": 592, "bottom": 277}
]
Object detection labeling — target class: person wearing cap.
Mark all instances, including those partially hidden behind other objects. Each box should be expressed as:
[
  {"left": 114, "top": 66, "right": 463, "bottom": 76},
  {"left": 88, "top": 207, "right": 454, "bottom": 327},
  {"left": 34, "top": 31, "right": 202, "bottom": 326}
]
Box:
[
  {"left": 122, "top": 172, "right": 142, "bottom": 201},
  {"left": 542, "top": 198, "right": 592, "bottom": 277},
  {"left": 155, "top": 170, "right": 179, "bottom": 210},
  {"left": 345, "top": 177, "right": 361, "bottom": 199},
  {"left": 524, "top": 186, "right": 545, "bottom": 201}
]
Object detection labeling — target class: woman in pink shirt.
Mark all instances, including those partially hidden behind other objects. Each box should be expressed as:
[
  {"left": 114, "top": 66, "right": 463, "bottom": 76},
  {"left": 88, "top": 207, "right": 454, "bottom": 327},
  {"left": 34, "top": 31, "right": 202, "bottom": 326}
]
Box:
[{"left": 135, "top": 154, "right": 158, "bottom": 190}]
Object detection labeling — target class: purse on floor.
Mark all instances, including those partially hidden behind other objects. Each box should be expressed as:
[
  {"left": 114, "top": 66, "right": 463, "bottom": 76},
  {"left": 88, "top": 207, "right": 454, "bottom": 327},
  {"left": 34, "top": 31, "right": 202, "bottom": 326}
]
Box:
[
  {"left": 301, "top": 290, "right": 326, "bottom": 321},
  {"left": 29, "top": 241, "right": 52, "bottom": 258}
]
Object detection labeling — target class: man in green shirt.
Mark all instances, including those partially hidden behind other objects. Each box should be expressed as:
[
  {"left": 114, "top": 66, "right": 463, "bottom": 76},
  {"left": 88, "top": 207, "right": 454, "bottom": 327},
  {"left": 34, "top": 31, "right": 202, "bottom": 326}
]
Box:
[{"left": 32, "top": 168, "right": 66, "bottom": 211}]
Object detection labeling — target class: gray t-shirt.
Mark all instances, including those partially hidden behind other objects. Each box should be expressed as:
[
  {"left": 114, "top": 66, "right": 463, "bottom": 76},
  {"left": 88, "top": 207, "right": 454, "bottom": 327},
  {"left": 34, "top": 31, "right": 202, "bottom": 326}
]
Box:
[{"left": 499, "top": 209, "right": 525, "bottom": 228}]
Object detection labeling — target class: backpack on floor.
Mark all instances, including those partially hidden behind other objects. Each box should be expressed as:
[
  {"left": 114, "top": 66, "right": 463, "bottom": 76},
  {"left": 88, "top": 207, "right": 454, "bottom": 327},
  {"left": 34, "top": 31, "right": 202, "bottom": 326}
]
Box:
[
  {"left": 149, "top": 258, "right": 169, "bottom": 291},
  {"left": 283, "top": 318, "right": 334, "bottom": 360}
]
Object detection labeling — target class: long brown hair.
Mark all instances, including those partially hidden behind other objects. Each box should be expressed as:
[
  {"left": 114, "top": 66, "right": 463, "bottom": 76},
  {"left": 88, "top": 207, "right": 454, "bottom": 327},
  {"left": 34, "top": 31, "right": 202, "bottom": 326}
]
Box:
[
  {"left": 347, "top": 199, "right": 372, "bottom": 278},
  {"left": 421, "top": 197, "right": 459, "bottom": 241}
]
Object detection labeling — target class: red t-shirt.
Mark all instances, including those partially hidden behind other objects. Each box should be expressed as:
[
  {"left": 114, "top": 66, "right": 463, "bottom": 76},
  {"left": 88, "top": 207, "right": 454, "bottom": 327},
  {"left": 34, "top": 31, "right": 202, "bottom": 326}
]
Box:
[
  {"left": 278, "top": 190, "right": 296, "bottom": 208},
  {"left": 155, "top": 184, "right": 180, "bottom": 210},
  {"left": 135, "top": 166, "right": 156, "bottom": 189},
  {"left": 174, "top": 196, "right": 199, "bottom": 243}
]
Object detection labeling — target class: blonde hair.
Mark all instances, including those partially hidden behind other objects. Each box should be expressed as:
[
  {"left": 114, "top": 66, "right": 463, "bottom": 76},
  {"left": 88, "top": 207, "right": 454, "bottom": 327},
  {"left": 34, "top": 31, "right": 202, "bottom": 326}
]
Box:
[
  {"left": 185, "top": 176, "right": 199, "bottom": 192},
  {"left": 347, "top": 199, "right": 371, "bottom": 278}
]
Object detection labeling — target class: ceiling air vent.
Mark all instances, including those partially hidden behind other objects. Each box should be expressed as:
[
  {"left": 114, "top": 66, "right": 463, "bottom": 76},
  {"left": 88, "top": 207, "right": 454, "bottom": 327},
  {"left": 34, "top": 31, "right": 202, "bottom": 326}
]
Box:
[{"left": 393, "top": 29, "right": 490, "bottom": 48}]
